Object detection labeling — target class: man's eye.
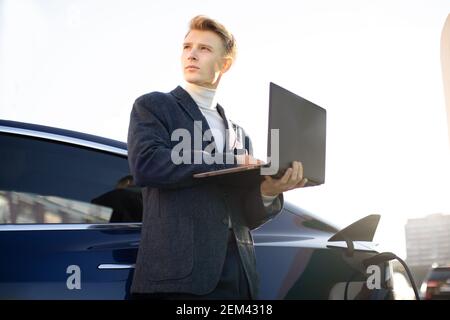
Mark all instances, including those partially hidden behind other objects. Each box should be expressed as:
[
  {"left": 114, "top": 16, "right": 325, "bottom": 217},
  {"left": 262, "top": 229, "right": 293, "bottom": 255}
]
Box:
[
  {"left": 183, "top": 45, "right": 191, "bottom": 49},
  {"left": 201, "top": 47, "right": 210, "bottom": 51}
]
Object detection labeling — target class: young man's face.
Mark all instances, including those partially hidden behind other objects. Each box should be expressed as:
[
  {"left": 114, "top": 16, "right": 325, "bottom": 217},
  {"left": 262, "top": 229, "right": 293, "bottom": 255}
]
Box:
[{"left": 181, "top": 29, "right": 232, "bottom": 89}]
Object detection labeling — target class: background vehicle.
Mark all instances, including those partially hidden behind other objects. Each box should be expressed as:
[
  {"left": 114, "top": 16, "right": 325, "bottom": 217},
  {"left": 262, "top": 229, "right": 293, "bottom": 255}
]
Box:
[
  {"left": 0, "top": 119, "right": 396, "bottom": 299},
  {"left": 420, "top": 265, "right": 450, "bottom": 300}
]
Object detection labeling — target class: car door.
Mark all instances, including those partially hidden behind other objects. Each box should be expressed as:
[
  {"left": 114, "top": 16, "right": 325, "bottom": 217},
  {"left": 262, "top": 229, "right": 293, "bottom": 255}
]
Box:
[{"left": 0, "top": 131, "right": 142, "bottom": 299}]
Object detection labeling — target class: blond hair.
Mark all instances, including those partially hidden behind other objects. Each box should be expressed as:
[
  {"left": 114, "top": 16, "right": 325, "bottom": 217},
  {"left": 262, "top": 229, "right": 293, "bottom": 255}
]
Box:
[{"left": 186, "top": 15, "right": 237, "bottom": 60}]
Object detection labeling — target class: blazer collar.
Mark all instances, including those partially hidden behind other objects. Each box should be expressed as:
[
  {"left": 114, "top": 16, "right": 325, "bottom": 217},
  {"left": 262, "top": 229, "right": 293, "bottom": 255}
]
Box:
[
  {"left": 171, "top": 85, "right": 211, "bottom": 129},
  {"left": 171, "top": 86, "right": 201, "bottom": 118},
  {"left": 170, "top": 85, "right": 239, "bottom": 152},
  {"left": 170, "top": 85, "right": 219, "bottom": 151},
  {"left": 171, "top": 85, "right": 227, "bottom": 120}
]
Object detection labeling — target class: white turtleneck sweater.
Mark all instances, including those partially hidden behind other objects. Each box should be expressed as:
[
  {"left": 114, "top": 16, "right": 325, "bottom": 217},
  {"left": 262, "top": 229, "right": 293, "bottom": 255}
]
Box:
[
  {"left": 182, "top": 82, "right": 226, "bottom": 152},
  {"left": 182, "top": 82, "right": 277, "bottom": 209}
]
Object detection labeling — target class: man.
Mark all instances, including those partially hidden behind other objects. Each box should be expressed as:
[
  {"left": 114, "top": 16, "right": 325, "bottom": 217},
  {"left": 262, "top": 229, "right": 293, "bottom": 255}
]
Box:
[{"left": 127, "top": 15, "right": 307, "bottom": 299}]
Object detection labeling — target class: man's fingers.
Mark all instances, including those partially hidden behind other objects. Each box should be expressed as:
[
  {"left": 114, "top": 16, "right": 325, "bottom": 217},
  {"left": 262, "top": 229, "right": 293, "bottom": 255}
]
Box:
[
  {"left": 288, "top": 162, "right": 299, "bottom": 185},
  {"left": 297, "top": 178, "right": 308, "bottom": 188},
  {"left": 287, "top": 161, "right": 303, "bottom": 186},
  {"left": 280, "top": 168, "right": 292, "bottom": 184},
  {"left": 297, "top": 161, "right": 303, "bottom": 181},
  {"left": 271, "top": 161, "right": 305, "bottom": 191},
  {"left": 291, "top": 161, "right": 302, "bottom": 182}
]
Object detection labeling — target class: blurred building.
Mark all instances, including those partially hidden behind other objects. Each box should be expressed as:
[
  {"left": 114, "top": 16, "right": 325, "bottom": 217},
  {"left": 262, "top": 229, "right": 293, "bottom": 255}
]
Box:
[{"left": 405, "top": 213, "right": 450, "bottom": 267}]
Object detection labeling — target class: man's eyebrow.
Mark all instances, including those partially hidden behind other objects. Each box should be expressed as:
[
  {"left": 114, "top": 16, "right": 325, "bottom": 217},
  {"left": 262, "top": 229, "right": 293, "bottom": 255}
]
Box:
[{"left": 183, "top": 42, "right": 214, "bottom": 49}]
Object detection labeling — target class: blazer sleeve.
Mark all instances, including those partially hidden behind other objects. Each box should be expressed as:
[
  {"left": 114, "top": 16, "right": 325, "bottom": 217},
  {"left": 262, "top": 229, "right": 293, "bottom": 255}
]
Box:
[
  {"left": 127, "top": 94, "right": 237, "bottom": 189},
  {"left": 239, "top": 128, "right": 284, "bottom": 230}
]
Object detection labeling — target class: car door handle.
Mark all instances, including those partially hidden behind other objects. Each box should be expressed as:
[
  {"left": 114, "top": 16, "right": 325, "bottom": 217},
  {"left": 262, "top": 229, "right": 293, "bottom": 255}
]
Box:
[{"left": 97, "top": 264, "right": 136, "bottom": 270}]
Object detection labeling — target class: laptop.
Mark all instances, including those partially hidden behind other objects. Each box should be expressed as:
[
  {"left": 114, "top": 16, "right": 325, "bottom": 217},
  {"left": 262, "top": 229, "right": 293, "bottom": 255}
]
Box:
[{"left": 193, "top": 82, "right": 326, "bottom": 187}]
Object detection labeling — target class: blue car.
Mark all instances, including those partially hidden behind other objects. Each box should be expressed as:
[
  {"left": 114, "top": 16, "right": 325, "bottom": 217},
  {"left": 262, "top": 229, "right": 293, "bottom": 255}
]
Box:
[{"left": 0, "top": 119, "right": 398, "bottom": 300}]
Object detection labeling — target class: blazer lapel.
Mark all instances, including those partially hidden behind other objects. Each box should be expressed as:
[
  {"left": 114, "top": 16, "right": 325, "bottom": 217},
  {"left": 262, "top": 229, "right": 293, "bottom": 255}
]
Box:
[{"left": 170, "top": 86, "right": 218, "bottom": 152}]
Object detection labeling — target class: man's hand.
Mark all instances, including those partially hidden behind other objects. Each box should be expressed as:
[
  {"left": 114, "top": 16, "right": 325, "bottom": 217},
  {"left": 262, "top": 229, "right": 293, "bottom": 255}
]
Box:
[
  {"left": 260, "top": 161, "right": 308, "bottom": 197},
  {"left": 235, "top": 154, "right": 264, "bottom": 166}
]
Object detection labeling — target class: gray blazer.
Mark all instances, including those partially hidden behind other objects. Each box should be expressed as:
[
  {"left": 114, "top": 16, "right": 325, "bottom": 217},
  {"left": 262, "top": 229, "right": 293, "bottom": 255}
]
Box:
[{"left": 127, "top": 86, "right": 283, "bottom": 298}]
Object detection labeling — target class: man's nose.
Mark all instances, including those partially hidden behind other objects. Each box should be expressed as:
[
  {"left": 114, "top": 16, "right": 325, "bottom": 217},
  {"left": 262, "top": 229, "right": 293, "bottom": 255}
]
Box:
[{"left": 187, "top": 48, "right": 198, "bottom": 61}]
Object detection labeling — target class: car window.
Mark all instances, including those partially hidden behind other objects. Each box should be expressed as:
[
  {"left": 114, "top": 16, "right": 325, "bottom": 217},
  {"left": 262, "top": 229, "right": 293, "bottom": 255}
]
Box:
[
  {"left": 0, "top": 191, "right": 112, "bottom": 224},
  {"left": 0, "top": 132, "right": 142, "bottom": 224}
]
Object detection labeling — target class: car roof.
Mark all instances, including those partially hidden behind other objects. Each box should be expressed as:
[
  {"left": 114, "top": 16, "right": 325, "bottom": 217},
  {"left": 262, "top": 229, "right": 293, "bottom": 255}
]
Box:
[
  {"left": 0, "top": 119, "right": 127, "bottom": 154},
  {"left": 431, "top": 266, "right": 450, "bottom": 271}
]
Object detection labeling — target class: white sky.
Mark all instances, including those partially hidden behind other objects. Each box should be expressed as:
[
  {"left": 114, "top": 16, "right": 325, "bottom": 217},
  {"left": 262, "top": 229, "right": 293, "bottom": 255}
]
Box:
[{"left": 1, "top": 0, "right": 450, "bottom": 258}]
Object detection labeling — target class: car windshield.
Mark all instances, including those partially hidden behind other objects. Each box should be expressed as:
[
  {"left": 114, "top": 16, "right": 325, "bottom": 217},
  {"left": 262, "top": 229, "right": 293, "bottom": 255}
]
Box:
[{"left": 428, "top": 268, "right": 450, "bottom": 281}]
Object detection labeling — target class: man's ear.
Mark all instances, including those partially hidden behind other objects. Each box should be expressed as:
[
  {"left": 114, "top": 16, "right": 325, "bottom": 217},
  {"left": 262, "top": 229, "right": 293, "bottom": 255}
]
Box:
[{"left": 221, "top": 57, "right": 233, "bottom": 74}]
